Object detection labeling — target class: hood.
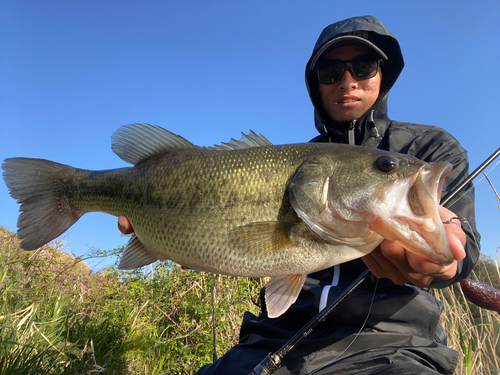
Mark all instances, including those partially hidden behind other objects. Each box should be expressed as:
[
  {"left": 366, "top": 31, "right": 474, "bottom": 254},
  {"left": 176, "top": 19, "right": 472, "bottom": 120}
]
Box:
[{"left": 305, "top": 16, "right": 404, "bottom": 142}]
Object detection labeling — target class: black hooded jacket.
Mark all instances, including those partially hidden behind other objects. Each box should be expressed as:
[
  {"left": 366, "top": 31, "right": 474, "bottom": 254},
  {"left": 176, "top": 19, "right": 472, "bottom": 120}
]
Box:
[
  {"left": 196, "top": 16, "right": 479, "bottom": 375},
  {"left": 305, "top": 15, "right": 480, "bottom": 290},
  {"left": 250, "top": 15, "right": 480, "bottom": 372}
]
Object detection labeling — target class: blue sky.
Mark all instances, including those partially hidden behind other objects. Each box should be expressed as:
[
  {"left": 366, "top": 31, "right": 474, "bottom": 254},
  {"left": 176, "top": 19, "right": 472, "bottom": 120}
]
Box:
[{"left": 0, "top": 1, "right": 499, "bottom": 270}]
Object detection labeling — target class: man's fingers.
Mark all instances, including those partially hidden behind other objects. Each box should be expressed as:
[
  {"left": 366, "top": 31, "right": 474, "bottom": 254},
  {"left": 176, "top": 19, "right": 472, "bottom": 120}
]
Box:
[
  {"left": 118, "top": 215, "right": 134, "bottom": 234},
  {"left": 363, "top": 242, "right": 438, "bottom": 287},
  {"left": 363, "top": 247, "right": 409, "bottom": 285}
]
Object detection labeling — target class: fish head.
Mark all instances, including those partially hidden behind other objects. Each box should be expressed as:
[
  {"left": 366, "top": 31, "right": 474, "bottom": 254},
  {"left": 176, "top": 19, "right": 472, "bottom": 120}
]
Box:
[{"left": 288, "top": 146, "right": 454, "bottom": 265}]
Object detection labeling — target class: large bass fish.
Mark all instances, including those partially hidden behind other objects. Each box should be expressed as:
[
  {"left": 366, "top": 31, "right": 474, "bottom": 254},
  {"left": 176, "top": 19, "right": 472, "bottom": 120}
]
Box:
[{"left": 2, "top": 123, "right": 453, "bottom": 318}]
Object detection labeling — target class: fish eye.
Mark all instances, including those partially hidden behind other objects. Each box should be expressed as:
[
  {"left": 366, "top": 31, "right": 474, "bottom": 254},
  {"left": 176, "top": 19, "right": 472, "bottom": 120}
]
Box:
[{"left": 375, "top": 156, "right": 398, "bottom": 173}]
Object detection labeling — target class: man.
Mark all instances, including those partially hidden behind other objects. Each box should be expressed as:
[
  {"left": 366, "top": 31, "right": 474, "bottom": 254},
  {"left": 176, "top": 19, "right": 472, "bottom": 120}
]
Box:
[{"left": 120, "top": 16, "right": 480, "bottom": 374}]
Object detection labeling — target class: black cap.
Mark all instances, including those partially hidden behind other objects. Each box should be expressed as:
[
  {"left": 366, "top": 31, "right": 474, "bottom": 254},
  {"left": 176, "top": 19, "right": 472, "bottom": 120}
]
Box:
[{"left": 310, "top": 32, "right": 388, "bottom": 71}]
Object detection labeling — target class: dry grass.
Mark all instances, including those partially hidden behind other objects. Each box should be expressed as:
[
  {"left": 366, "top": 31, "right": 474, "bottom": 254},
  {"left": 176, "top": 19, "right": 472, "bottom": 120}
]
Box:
[{"left": 433, "top": 264, "right": 500, "bottom": 374}]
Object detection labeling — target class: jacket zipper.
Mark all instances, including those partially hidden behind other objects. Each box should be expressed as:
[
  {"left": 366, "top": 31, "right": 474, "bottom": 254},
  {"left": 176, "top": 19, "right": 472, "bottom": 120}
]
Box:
[{"left": 348, "top": 120, "right": 357, "bottom": 145}]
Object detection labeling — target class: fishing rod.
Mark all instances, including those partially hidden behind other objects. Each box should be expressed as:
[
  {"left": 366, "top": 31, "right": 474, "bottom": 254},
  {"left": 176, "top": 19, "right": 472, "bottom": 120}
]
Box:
[
  {"left": 441, "top": 147, "right": 500, "bottom": 207},
  {"left": 249, "top": 146, "right": 500, "bottom": 375},
  {"left": 249, "top": 269, "right": 371, "bottom": 375}
]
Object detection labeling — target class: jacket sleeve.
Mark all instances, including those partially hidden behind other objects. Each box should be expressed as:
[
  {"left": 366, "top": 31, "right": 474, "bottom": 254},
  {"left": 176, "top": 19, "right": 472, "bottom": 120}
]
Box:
[{"left": 408, "top": 127, "right": 480, "bottom": 288}]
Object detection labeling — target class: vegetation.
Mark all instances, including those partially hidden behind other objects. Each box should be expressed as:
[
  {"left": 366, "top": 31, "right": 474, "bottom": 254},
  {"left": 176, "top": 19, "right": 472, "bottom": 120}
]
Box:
[
  {"left": 433, "top": 257, "right": 500, "bottom": 374},
  {"left": 0, "top": 225, "right": 499, "bottom": 374},
  {"left": 0, "top": 226, "right": 264, "bottom": 374}
]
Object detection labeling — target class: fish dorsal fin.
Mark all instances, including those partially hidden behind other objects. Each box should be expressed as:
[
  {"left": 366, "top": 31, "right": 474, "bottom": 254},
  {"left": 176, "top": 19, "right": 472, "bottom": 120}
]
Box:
[
  {"left": 118, "top": 235, "right": 160, "bottom": 269},
  {"left": 205, "top": 130, "right": 273, "bottom": 150},
  {"left": 111, "top": 123, "right": 199, "bottom": 165}
]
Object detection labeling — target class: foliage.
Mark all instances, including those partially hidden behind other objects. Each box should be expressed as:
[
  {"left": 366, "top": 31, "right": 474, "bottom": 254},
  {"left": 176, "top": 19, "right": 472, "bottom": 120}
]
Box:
[
  {"left": 432, "top": 255, "right": 500, "bottom": 374},
  {"left": 0, "top": 227, "right": 264, "bottom": 374},
  {"left": 1, "top": 225, "right": 499, "bottom": 373}
]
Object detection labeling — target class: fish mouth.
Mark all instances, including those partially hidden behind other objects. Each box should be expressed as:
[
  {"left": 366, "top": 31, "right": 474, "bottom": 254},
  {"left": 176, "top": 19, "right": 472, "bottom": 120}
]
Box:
[
  {"left": 408, "top": 162, "right": 451, "bottom": 217},
  {"left": 371, "top": 161, "right": 454, "bottom": 265}
]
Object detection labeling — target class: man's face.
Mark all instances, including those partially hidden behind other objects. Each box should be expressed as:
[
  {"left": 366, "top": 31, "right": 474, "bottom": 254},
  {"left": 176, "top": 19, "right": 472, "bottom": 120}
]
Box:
[{"left": 318, "top": 45, "right": 382, "bottom": 122}]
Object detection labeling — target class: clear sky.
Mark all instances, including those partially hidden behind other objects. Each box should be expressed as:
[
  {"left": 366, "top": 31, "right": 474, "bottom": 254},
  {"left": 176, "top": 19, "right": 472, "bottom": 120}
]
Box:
[{"left": 1, "top": 1, "right": 499, "bottom": 270}]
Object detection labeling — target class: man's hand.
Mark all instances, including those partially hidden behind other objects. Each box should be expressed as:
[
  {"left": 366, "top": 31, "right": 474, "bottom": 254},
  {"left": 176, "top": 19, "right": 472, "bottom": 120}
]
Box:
[
  {"left": 362, "top": 206, "right": 467, "bottom": 288},
  {"left": 117, "top": 215, "right": 193, "bottom": 269},
  {"left": 118, "top": 215, "right": 134, "bottom": 234}
]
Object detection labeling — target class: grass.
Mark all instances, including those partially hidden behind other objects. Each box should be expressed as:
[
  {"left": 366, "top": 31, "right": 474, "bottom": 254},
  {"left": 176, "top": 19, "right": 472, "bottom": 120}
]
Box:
[
  {"left": 0, "top": 226, "right": 264, "bottom": 374},
  {"left": 433, "top": 263, "right": 500, "bottom": 374},
  {"left": 1, "top": 225, "right": 499, "bottom": 374}
]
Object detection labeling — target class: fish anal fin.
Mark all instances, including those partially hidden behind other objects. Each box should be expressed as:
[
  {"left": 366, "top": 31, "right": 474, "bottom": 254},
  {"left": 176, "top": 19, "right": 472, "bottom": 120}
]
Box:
[
  {"left": 229, "top": 222, "right": 296, "bottom": 256},
  {"left": 118, "top": 235, "right": 159, "bottom": 269},
  {"left": 265, "top": 274, "right": 307, "bottom": 318}
]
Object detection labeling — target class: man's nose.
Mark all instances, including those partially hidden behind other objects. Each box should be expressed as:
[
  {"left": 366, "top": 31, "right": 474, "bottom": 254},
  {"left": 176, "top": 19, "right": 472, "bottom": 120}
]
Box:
[{"left": 338, "top": 69, "right": 358, "bottom": 90}]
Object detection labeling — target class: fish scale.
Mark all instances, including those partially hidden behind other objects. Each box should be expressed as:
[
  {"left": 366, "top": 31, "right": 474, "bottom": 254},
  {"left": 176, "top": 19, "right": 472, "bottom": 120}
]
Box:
[{"left": 119, "top": 146, "right": 311, "bottom": 275}]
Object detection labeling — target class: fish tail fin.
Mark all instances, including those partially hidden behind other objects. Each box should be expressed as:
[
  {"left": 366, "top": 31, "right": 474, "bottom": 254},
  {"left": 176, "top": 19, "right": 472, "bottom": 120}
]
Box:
[{"left": 2, "top": 157, "right": 84, "bottom": 250}]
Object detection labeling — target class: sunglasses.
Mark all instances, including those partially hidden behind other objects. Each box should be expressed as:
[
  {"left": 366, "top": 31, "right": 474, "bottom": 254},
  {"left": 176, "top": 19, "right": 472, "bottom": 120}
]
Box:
[{"left": 315, "top": 57, "right": 383, "bottom": 85}]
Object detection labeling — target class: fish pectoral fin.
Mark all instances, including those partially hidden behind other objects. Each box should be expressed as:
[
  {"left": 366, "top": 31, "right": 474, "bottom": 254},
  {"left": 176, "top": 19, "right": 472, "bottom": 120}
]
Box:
[
  {"left": 229, "top": 222, "right": 297, "bottom": 256},
  {"left": 265, "top": 274, "right": 307, "bottom": 318},
  {"left": 118, "top": 235, "right": 159, "bottom": 270}
]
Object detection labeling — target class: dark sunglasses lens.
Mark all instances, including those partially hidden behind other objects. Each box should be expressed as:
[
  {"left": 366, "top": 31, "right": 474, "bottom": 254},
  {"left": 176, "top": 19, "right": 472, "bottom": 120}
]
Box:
[
  {"left": 317, "top": 63, "right": 344, "bottom": 84},
  {"left": 316, "top": 59, "right": 380, "bottom": 84},
  {"left": 351, "top": 60, "right": 379, "bottom": 79}
]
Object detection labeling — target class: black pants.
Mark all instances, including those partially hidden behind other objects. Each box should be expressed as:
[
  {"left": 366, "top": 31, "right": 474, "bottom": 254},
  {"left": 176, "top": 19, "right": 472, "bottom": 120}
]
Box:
[
  {"left": 196, "top": 313, "right": 457, "bottom": 375},
  {"left": 198, "top": 269, "right": 458, "bottom": 375}
]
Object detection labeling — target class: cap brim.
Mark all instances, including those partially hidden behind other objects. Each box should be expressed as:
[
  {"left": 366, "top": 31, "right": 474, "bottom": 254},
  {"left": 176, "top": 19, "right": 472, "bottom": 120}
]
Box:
[{"left": 310, "top": 35, "right": 388, "bottom": 70}]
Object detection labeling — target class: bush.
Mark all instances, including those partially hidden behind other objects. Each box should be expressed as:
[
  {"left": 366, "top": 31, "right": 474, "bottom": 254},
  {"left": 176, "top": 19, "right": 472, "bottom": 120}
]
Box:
[
  {"left": 1, "top": 226, "right": 499, "bottom": 374},
  {"left": 0, "top": 227, "right": 263, "bottom": 374}
]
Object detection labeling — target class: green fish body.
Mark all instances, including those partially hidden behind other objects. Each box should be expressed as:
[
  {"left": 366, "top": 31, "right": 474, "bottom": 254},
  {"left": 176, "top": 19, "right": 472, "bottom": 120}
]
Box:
[{"left": 2, "top": 124, "right": 453, "bottom": 317}]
